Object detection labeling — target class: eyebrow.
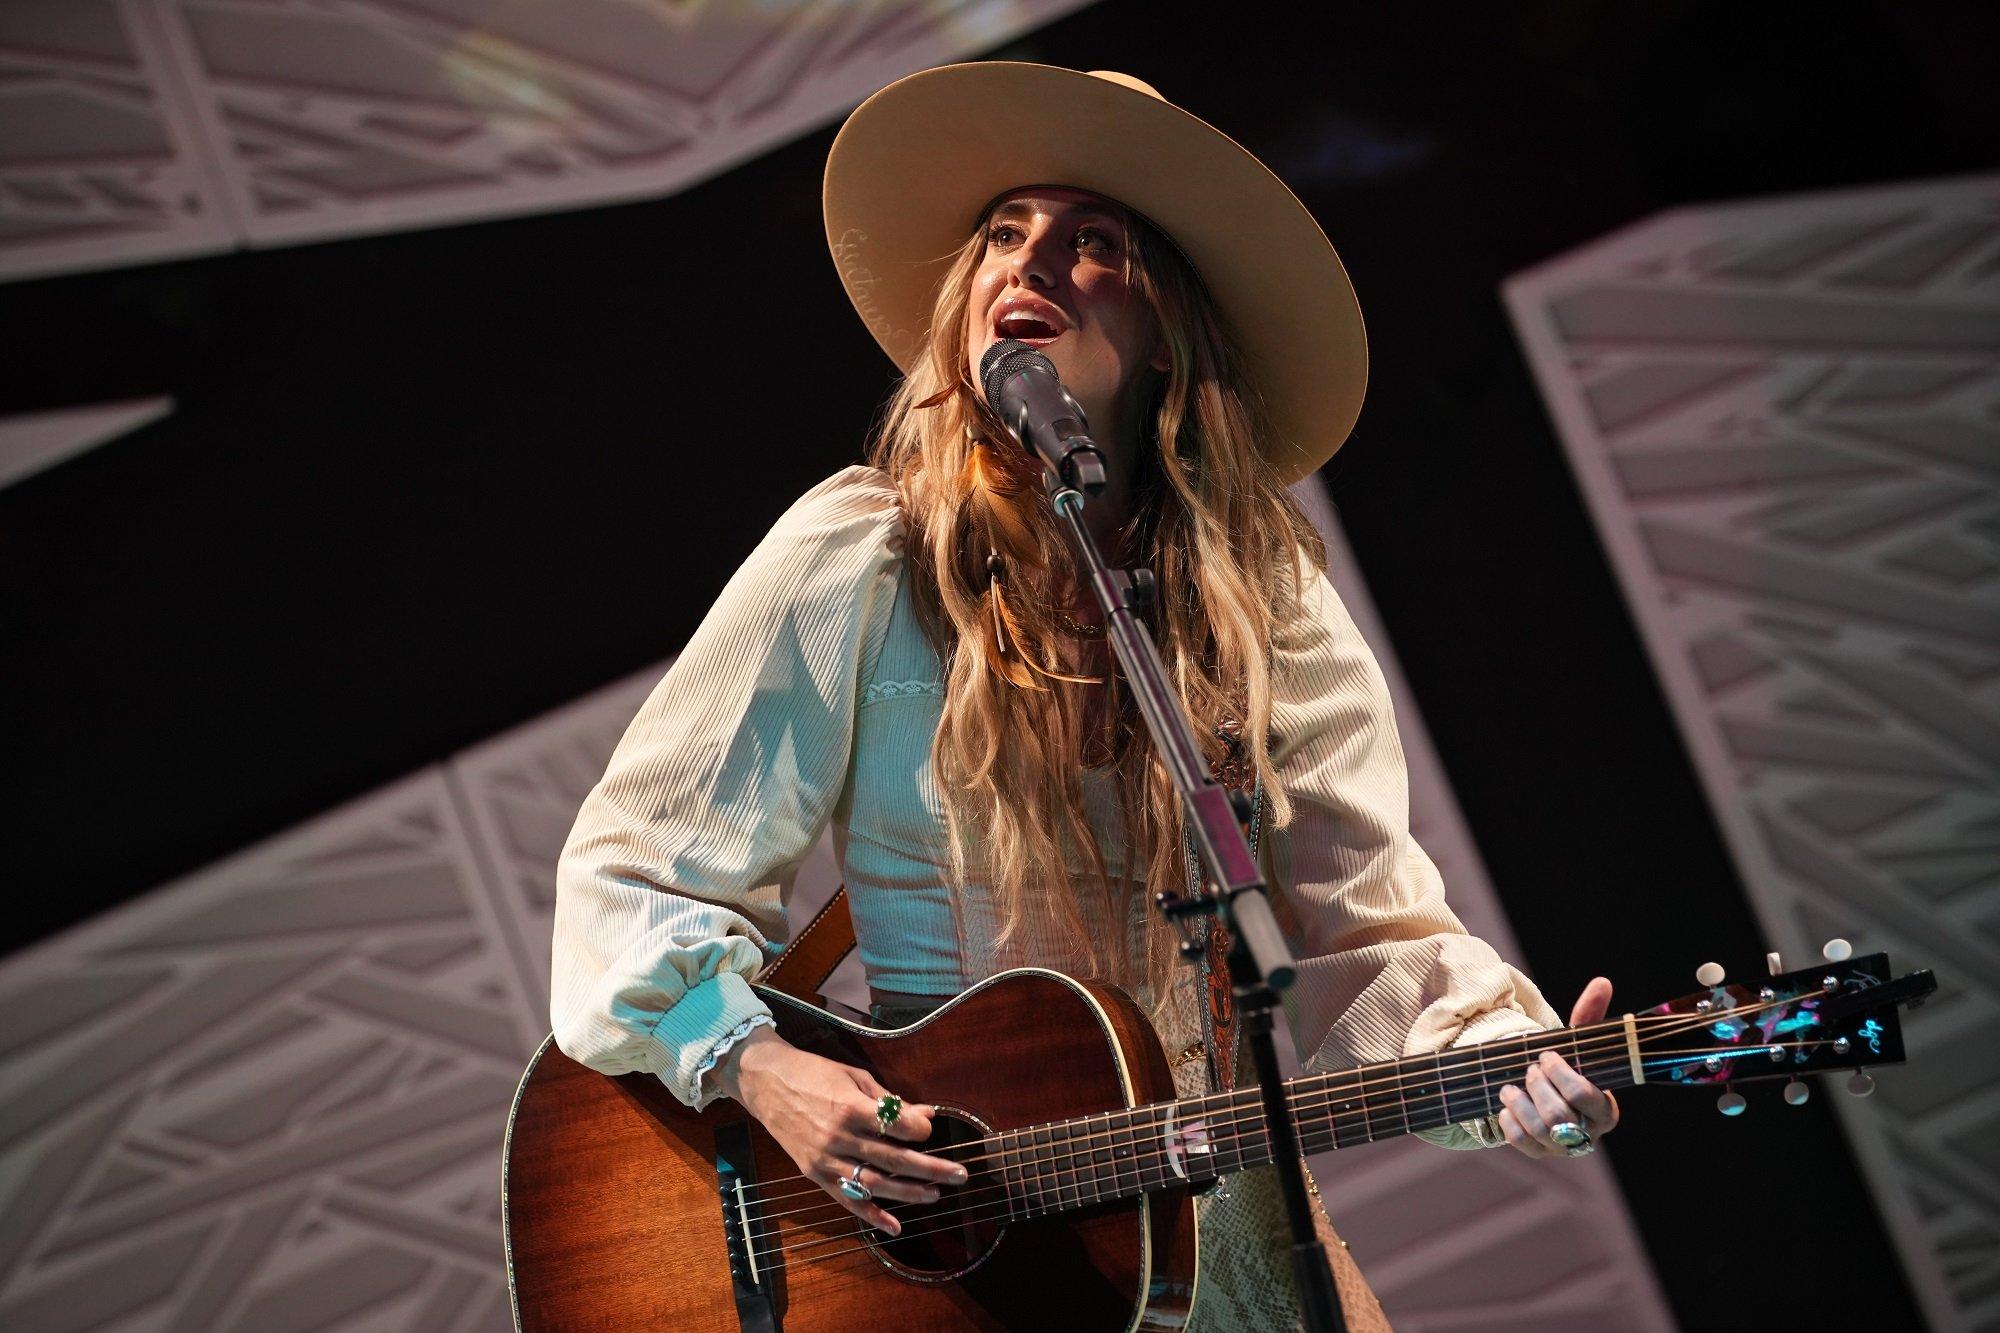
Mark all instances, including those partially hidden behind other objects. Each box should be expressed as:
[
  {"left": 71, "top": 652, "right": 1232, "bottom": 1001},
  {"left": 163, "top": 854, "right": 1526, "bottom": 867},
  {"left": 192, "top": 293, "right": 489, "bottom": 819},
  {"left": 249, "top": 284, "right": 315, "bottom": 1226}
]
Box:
[{"left": 986, "top": 198, "right": 1122, "bottom": 225}]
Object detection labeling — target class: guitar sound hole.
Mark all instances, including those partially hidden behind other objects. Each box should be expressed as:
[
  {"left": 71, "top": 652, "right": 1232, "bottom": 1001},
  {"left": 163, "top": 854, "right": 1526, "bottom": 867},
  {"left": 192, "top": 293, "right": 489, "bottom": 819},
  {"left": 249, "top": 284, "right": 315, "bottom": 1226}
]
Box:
[{"left": 868, "top": 1108, "right": 1005, "bottom": 1281}]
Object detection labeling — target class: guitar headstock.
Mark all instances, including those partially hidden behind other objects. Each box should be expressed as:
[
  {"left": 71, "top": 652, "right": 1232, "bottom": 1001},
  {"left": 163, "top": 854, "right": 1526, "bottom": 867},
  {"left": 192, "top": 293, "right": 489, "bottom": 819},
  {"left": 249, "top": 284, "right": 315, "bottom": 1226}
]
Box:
[{"left": 1634, "top": 945, "right": 1934, "bottom": 1111}]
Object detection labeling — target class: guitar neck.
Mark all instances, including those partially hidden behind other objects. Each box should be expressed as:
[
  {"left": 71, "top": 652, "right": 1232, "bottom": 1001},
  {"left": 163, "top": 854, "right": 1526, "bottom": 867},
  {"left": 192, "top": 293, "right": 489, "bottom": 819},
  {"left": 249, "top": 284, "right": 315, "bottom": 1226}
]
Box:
[{"left": 990, "top": 1023, "right": 1646, "bottom": 1217}]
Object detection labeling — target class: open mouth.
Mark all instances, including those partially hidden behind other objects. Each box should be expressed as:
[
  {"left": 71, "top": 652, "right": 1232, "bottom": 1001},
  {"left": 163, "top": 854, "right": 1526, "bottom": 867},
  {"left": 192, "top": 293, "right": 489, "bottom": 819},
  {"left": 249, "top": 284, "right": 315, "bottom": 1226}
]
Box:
[{"left": 992, "top": 309, "right": 1066, "bottom": 346}]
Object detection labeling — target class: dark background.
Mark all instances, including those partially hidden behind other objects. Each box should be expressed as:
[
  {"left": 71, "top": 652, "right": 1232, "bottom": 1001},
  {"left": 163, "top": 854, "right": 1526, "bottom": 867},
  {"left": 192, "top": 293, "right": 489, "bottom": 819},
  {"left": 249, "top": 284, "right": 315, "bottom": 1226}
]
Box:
[{"left": 4, "top": 2, "right": 1992, "bottom": 1325}]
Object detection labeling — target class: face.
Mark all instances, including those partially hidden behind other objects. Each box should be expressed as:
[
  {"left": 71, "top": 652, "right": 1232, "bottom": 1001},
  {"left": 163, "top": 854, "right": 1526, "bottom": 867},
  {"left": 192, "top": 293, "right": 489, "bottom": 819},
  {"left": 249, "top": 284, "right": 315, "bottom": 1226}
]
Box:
[{"left": 962, "top": 187, "right": 1169, "bottom": 455}]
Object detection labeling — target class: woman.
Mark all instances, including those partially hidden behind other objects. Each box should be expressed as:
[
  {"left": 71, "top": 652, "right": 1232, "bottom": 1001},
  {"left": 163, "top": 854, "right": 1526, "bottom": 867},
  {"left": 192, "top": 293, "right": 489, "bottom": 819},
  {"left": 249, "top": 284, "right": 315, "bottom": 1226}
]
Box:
[{"left": 552, "top": 63, "right": 1619, "bottom": 1327}]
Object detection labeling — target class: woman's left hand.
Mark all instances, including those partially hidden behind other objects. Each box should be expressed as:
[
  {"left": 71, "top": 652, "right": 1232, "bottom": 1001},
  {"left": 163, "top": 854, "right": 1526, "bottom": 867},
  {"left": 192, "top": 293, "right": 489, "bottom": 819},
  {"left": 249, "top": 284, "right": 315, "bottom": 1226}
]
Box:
[{"left": 1496, "top": 976, "right": 1621, "bottom": 1159}]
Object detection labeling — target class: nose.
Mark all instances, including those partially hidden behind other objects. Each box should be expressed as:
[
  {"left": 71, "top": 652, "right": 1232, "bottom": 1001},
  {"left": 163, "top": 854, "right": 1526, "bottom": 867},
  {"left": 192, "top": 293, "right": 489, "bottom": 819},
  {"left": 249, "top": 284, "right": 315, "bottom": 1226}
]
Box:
[{"left": 1007, "top": 224, "right": 1060, "bottom": 291}]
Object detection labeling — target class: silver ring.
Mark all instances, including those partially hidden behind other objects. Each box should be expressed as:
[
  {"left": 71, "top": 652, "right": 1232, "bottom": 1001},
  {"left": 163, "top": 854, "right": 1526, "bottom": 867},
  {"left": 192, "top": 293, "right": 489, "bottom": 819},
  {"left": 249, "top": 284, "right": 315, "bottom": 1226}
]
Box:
[
  {"left": 1548, "top": 1121, "right": 1594, "bottom": 1158},
  {"left": 837, "top": 1163, "right": 873, "bottom": 1201}
]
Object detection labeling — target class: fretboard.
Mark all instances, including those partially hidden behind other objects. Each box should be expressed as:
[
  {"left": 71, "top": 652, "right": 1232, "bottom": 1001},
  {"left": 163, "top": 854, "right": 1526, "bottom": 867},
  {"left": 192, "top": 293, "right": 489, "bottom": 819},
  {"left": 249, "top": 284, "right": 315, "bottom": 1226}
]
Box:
[{"left": 988, "top": 1025, "right": 1643, "bottom": 1219}]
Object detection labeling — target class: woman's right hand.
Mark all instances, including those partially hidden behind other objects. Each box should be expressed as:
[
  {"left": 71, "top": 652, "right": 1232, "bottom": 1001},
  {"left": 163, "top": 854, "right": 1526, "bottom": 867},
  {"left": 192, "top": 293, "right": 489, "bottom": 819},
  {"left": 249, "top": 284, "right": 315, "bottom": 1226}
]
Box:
[{"left": 711, "top": 1026, "right": 967, "bottom": 1235}]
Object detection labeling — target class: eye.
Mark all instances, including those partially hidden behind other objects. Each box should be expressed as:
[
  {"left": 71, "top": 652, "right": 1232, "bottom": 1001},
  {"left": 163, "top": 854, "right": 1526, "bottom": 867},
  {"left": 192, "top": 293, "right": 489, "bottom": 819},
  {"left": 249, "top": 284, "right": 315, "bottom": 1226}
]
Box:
[
  {"left": 1076, "top": 225, "right": 1119, "bottom": 253},
  {"left": 985, "top": 222, "right": 1021, "bottom": 246}
]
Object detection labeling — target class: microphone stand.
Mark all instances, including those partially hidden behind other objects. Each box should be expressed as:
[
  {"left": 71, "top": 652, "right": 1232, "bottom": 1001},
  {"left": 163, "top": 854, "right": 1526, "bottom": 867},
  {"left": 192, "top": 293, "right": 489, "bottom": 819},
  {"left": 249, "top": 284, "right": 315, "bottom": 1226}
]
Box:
[{"left": 1044, "top": 468, "right": 1346, "bottom": 1333}]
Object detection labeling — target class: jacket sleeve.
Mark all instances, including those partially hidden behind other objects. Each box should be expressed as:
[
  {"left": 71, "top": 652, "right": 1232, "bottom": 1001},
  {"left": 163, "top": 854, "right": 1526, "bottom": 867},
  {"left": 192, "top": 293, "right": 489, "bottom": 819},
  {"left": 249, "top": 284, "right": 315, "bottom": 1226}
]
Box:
[
  {"left": 550, "top": 466, "right": 902, "bottom": 1107},
  {"left": 1263, "top": 561, "right": 1560, "bottom": 1148}
]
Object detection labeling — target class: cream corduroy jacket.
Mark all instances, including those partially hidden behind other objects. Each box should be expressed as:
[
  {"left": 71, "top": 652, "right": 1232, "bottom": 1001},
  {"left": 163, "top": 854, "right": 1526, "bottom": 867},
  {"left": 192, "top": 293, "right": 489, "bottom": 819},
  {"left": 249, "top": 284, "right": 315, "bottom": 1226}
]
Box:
[{"left": 550, "top": 467, "right": 1557, "bottom": 1145}]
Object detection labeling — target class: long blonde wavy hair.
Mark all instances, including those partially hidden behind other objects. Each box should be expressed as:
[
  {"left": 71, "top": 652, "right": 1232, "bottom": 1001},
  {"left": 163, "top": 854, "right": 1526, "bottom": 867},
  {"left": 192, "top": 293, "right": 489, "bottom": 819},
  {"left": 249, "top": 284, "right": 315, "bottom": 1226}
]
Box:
[{"left": 866, "top": 196, "right": 1327, "bottom": 1013}]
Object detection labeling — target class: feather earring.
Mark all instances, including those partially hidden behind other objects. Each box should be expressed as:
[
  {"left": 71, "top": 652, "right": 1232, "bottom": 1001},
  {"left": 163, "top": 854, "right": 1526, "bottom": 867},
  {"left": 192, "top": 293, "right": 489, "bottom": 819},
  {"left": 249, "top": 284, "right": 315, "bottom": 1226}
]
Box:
[{"left": 986, "top": 548, "right": 1010, "bottom": 657}]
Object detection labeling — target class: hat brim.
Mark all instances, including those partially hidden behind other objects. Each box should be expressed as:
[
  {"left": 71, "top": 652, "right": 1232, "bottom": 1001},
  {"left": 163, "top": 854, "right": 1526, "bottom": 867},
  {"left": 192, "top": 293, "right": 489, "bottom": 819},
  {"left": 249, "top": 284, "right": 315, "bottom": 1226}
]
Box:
[{"left": 823, "top": 62, "right": 1366, "bottom": 485}]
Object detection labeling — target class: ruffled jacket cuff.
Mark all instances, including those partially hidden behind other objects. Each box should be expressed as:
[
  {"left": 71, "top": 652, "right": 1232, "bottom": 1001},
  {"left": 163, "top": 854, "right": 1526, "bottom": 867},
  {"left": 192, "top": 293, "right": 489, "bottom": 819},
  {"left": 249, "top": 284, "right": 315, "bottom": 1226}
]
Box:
[{"left": 652, "top": 970, "right": 777, "bottom": 1109}]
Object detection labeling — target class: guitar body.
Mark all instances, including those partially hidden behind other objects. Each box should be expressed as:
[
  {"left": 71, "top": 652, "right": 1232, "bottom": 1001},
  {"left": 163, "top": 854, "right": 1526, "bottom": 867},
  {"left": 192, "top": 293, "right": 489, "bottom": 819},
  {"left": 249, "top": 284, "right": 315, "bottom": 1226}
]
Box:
[{"left": 504, "top": 970, "right": 1197, "bottom": 1332}]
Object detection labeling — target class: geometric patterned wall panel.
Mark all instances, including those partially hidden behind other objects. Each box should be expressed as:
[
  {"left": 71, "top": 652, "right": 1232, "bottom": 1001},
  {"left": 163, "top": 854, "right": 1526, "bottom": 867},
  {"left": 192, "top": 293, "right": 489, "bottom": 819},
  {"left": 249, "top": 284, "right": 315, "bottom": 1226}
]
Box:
[
  {"left": 0, "top": 771, "right": 539, "bottom": 1331},
  {"left": 0, "top": 2, "right": 235, "bottom": 281},
  {"left": 0, "top": 0, "right": 1096, "bottom": 283},
  {"left": 0, "top": 480, "right": 1673, "bottom": 1330},
  {"left": 1504, "top": 172, "right": 2000, "bottom": 1333}
]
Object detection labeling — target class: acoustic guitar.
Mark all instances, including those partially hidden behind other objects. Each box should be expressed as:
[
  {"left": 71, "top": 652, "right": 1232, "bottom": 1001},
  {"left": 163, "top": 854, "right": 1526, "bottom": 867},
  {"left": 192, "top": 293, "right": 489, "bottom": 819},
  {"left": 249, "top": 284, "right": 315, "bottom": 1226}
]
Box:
[{"left": 503, "top": 949, "right": 1932, "bottom": 1331}]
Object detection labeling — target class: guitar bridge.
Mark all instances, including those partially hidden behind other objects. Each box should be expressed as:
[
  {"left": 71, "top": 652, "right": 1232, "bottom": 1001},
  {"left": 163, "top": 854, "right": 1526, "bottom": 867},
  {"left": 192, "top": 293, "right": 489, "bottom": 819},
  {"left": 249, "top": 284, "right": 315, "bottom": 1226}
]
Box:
[{"left": 716, "top": 1120, "right": 778, "bottom": 1333}]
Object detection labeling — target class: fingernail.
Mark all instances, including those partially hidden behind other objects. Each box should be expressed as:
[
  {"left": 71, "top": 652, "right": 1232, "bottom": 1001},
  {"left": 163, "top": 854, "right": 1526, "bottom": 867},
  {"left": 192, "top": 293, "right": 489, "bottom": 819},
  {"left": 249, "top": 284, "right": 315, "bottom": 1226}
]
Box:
[
  {"left": 1501, "top": 1084, "right": 1518, "bottom": 1099},
  {"left": 924, "top": 1188, "right": 940, "bottom": 1203},
  {"left": 952, "top": 1167, "right": 969, "bottom": 1184}
]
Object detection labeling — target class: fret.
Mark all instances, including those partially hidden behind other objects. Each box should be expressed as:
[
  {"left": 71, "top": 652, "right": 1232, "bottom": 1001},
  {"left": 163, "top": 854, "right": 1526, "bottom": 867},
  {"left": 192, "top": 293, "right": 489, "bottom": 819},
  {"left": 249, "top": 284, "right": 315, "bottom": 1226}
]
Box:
[
  {"left": 1118, "top": 1108, "right": 1148, "bottom": 1199},
  {"left": 1129, "top": 1107, "right": 1159, "bottom": 1194},
  {"left": 1103, "top": 1109, "right": 1129, "bottom": 1200},
  {"left": 1032, "top": 1125, "right": 1060, "bottom": 1214},
  {"left": 1401, "top": 1054, "right": 1438, "bottom": 1132},
  {"left": 1048, "top": 1123, "right": 1071, "bottom": 1213},
  {"left": 1143, "top": 1104, "right": 1174, "bottom": 1193},
  {"left": 1087, "top": 1112, "right": 1113, "bottom": 1203},
  {"left": 996, "top": 1130, "right": 1022, "bottom": 1219},
  {"left": 1006, "top": 1130, "right": 1030, "bottom": 1219},
  {"left": 1526, "top": 1029, "right": 1567, "bottom": 1070},
  {"left": 1437, "top": 1047, "right": 1488, "bottom": 1129},
  {"left": 1006, "top": 1127, "right": 1028, "bottom": 1215},
  {"left": 1316, "top": 1070, "right": 1369, "bottom": 1149},
  {"left": 1024, "top": 1129, "right": 1046, "bottom": 1216},
  {"left": 1245, "top": 1095, "right": 1276, "bottom": 1171},
  {"left": 1065, "top": 1119, "right": 1088, "bottom": 1207},
  {"left": 1213, "top": 1094, "right": 1255, "bottom": 1175},
  {"left": 1068, "top": 1120, "right": 1093, "bottom": 1208},
  {"left": 1498, "top": 1031, "right": 1537, "bottom": 1090},
  {"left": 1123, "top": 1107, "right": 1150, "bottom": 1199},
  {"left": 1052, "top": 1123, "right": 1083, "bottom": 1212},
  {"left": 1359, "top": 1057, "right": 1409, "bottom": 1139}
]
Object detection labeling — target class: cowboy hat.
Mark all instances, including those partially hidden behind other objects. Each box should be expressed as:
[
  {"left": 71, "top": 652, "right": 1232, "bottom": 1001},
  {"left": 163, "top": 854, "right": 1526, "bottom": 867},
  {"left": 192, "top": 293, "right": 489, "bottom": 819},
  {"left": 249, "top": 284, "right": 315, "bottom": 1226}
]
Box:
[{"left": 823, "top": 62, "right": 1367, "bottom": 483}]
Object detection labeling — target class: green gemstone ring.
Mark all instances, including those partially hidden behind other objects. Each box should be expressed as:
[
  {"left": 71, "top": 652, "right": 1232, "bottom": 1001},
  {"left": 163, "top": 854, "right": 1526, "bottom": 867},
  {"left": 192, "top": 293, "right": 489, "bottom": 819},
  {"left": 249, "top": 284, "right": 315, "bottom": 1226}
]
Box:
[{"left": 875, "top": 1093, "right": 903, "bottom": 1137}]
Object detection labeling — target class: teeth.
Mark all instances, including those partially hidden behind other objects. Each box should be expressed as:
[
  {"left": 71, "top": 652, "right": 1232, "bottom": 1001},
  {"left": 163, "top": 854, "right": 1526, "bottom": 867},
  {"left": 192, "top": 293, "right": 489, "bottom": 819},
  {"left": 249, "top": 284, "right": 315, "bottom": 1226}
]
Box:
[{"left": 998, "top": 313, "right": 1060, "bottom": 338}]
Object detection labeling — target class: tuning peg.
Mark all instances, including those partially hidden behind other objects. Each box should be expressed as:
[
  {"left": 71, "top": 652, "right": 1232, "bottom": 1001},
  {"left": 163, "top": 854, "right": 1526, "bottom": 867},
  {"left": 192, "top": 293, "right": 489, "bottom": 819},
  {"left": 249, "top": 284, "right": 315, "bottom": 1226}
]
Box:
[
  {"left": 1783, "top": 1079, "right": 1810, "bottom": 1106},
  {"left": 1846, "top": 1071, "right": 1875, "bottom": 1098},
  {"left": 1766, "top": 951, "right": 1783, "bottom": 976},
  {"left": 1822, "top": 938, "right": 1852, "bottom": 963},
  {"left": 1716, "top": 1087, "right": 1746, "bottom": 1116},
  {"left": 1696, "top": 961, "right": 1726, "bottom": 987}
]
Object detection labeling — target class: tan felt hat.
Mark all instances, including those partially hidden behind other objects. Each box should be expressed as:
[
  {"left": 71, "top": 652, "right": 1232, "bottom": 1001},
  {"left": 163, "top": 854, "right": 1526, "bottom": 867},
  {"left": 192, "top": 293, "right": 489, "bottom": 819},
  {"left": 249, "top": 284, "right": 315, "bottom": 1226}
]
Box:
[{"left": 823, "top": 62, "right": 1367, "bottom": 484}]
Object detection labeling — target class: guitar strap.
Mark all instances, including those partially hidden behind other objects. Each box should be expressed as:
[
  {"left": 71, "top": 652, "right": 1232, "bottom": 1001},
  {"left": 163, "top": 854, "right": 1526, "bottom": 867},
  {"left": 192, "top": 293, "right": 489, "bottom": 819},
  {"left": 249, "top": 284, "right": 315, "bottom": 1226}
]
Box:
[
  {"left": 757, "top": 887, "right": 856, "bottom": 1004},
  {"left": 1185, "top": 729, "right": 1264, "bottom": 1096}
]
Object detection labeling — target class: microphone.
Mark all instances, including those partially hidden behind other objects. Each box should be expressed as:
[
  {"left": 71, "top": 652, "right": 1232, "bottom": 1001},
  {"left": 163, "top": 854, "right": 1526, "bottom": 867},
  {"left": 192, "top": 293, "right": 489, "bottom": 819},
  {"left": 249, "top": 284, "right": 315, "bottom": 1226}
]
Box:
[{"left": 978, "top": 340, "right": 1107, "bottom": 495}]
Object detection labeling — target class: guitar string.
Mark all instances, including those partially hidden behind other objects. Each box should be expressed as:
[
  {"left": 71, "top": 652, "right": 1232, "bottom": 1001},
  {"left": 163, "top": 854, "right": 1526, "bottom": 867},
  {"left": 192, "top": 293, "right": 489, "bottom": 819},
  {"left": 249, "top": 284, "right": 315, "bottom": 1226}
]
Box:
[
  {"left": 755, "top": 1036, "right": 1827, "bottom": 1271},
  {"left": 750, "top": 1043, "right": 1651, "bottom": 1240},
  {"left": 736, "top": 1002, "right": 1806, "bottom": 1241},
  {"left": 734, "top": 992, "right": 1813, "bottom": 1214},
  {"left": 764, "top": 1034, "right": 1837, "bottom": 1273},
  {"left": 734, "top": 997, "right": 1786, "bottom": 1210},
  {"left": 745, "top": 1021, "right": 1746, "bottom": 1252},
  {"left": 737, "top": 994, "right": 1812, "bottom": 1219}
]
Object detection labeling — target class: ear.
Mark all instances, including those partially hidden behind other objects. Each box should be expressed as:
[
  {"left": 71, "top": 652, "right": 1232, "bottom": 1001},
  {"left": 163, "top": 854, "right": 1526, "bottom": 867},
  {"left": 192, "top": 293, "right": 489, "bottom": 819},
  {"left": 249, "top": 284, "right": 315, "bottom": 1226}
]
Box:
[{"left": 1148, "top": 340, "right": 1171, "bottom": 373}]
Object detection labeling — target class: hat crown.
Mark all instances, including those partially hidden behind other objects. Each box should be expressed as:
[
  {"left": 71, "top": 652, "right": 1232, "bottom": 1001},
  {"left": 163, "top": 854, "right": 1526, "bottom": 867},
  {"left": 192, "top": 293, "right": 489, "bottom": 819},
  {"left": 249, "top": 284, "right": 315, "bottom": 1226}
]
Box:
[{"left": 1084, "top": 70, "right": 1164, "bottom": 101}]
